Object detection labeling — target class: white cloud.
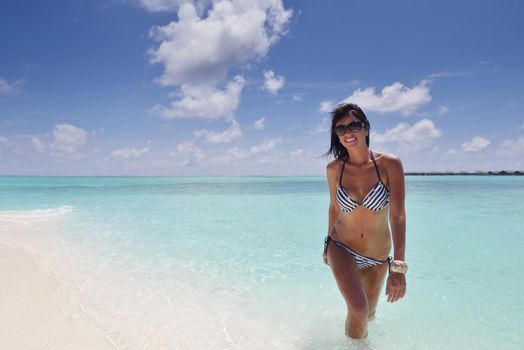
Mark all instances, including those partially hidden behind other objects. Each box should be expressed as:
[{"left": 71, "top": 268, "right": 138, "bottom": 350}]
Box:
[
  {"left": 249, "top": 137, "right": 281, "bottom": 154},
  {"left": 427, "top": 71, "right": 472, "bottom": 79},
  {"left": 437, "top": 105, "right": 449, "bottom": 115},
  {"left": 210, "top": 147, "right": 247, "bottom": 164},
  {"left": 0, "top": 77, "right": 25, "bottom": 95},
  {"left": 292, "top": 93, "right": 302, "bottom": 102},
  {"left": 312, "top": 117, "right": 331, "bottom": 135},
  {"left": 372, "top": 119, "right": 442, "bottom": 151},
  {"left": 134, "top": 0, "right": 208, "bottom": 13},
  {"left": 253, "top": 117, "right": 265, "bottom": 130},
  {"left": 344, "top": 80, "right": 431, "bottom": 116},
  {"left": 461, "top": 136, "right": 490, "bottom": 152},
  {"left": 500, "top": 136, "right": 524, "bottom": 155},
  {"left": 194, "top": 120, "right": 242, "bottom": 143},
  {"left": 149, "top": 76, "right": 245, "bottom": 120},
  {"left": 176, "top": 141, "right": 206, "bottom": 166},
  {"left": 31, "top": 137, "right": 45, "bottom": 153},
  {"left": 148, "top": 1, "right": 292, "bottom": 86},
  {"left": 49, "top": 123, "right": 88, "bottom": 156},
  {"left": 288, "top": 148, "right": 304, "bottom": 158},
  {"left": 263, "top": 70, "right": 284, "bottom": 94},
  {"left": 112, "top": 140, "right": 152, "bottom": 159},
  {"left": 0, "top": 135, "right": 9, "bottom": 149},
  {"left": 319, "top": 100, "right": 333, "bottom": 114}
]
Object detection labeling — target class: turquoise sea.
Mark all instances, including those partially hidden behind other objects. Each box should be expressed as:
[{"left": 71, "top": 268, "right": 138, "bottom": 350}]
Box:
[{"left": 0, "top": 176, "right": 523, "bottom": 349}]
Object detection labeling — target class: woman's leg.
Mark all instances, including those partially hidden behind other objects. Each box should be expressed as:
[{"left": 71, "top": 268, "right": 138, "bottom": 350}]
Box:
[
  {"left": 360, "top": 262, "right": 388, "bottom": 320},
  {"left": 326, "top": 239, "right": 369, "bottom": 339}
]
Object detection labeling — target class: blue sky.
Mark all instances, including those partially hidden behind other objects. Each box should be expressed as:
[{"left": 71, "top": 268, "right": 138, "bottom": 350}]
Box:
[{"left": 1, "top": 0, "right": 523, "bottom": 175}]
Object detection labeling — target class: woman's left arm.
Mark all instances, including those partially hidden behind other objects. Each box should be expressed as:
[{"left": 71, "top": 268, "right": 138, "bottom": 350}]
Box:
[{"left": 385, "top": 155, "right": 407, "bottom": 303}]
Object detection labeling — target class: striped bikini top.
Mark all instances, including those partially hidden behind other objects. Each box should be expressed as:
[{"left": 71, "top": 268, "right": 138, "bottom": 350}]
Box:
[{"left": 336, "top": 152, "right": 390, "bottom": 212}]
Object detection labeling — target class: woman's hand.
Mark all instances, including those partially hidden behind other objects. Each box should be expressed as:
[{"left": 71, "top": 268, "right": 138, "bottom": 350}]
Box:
[
  {"left": 385, "top": 272, "right": 406, "bottom": 302},
  {"left": 322, "top": 252, "right": 329, "bottom": 265}
]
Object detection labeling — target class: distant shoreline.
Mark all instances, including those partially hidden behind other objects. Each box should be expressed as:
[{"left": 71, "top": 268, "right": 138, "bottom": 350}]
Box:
[
  {"left": 0, "top": 172, "right": 523, "bottom": 177},
  {"left": 405, "top": 171, "right": 524, "bottom": 176}
]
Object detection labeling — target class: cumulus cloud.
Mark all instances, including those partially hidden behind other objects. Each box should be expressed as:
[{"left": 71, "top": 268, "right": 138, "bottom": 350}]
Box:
[
  {"left": 112, "top": 140, "right": 152, "bottom": 159},
  {"left": 319, "top": 100, "right": 334, "bottom": 114},
  {"left": 462, "top": 136, "right": 491, "bottom": 152},
  {"left": 0, "top": 77, "right": 25, "bottom": 95},
  {"left": 134, "top": 0, "right": 209, "bottom": 13},
  {"left": 31, "top": 137, "right": 46, "bottom": 153},
  {"left": 0, "top": 135, "right": 10, "bottom": 149},
  {"left": 249, "top": 137, "right": 281, "bottom": 154},
  {"left": 427, "top": 71, "right": 472, "bottom": 79},
  {"left": 263, "top": 70, "right": 284, "bottom": 94},
  {"left": 372, "top": 119, "right": 442, "bottom": 151},
  {"left": 288, "top": 148, "right": 304, "bottom": 158},
  {"left": 148, "top": 1, "right": 292, "bottom": 86},
  {"left": 194, "top": 120, "right": 242, "bottom": 143},
  {"left": 437, "top": 105, "right": 449, "bottom": 115},
  {"left": 253, "top": 117, "right": 265, "bottom": 130},
  {"left": 343, "top": 80, "right": 431, "bottom": 116},
  {"left": 176, "top": 141, "right": 206, "bottom": 166},
  {"left": 500, "top": 136, "right": 524, "bottom": 155},
  {"left": 149, "top": 76, "right": 245, "bottom": 120},
  {"left": 312, "top": 117, "right": 331, "bottom": 135},
  {"left": 210, "top": 137, "right": 283, "bottom": 165},
  {"left": 461, "top": 136, "right": 490, "bottom": 152},
  {"left": 292, "top": 93, "right": 303, "bottom": 102},
  {"left": 49, "top": 123, "right": 88, "bottom": 156},
  {"left": 210, "top": 147, "right": 247, "bottom": 164}
]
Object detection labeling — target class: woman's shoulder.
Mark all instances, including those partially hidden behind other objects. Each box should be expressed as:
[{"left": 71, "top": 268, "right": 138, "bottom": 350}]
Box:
[
  {"left": 373, "top": 150, "right": 401, "bottom": 163},
  {"left": 373, "top": 150, "right": 404, "bottom": 173},
  {"left": 326, "top": 157, "right": 344, "bottom": 176},
  {"left": 326, "top": 157, "right": 344, "bottom": 169}
]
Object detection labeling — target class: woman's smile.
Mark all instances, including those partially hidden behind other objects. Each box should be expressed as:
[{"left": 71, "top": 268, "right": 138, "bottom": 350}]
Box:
[{"left": 344, "top": 136, "right": 357, "bottom": 143}]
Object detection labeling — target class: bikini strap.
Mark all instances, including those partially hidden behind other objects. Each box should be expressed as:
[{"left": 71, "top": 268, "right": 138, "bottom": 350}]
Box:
[
  {"left": 370, "top": 151, "right": 383, "bottom": 183},
  {"left": 339, "top": 155, "right": 349, "bottom": 186}
]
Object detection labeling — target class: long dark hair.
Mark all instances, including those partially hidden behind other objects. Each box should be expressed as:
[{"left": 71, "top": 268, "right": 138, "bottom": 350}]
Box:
[{"left": 324, "top": 103, "right": 371, "bottom": 159}]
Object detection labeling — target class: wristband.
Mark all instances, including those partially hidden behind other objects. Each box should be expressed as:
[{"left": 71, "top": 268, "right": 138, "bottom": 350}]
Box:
[{"left": 390, "top": 260, "right": 408, "bottom": 274}]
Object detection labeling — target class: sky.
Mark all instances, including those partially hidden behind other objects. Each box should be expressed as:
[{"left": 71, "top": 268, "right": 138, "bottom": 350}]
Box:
[{"left": 1, "top": 0, "right": 523, "bottom": 175}]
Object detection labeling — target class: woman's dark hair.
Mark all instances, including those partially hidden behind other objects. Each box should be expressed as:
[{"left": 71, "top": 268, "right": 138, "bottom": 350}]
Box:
[{"left": 324, "top": 103, "right": 370, "bottom": 159}]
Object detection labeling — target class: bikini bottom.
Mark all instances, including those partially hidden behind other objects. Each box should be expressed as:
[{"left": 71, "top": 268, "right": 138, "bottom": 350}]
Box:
[{"left": 324, "top": 236, "right": 392, "bottom": 270}]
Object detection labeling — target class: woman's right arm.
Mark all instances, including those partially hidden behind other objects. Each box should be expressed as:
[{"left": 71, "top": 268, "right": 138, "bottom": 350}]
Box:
[{"left": 324, "top": 160, "right": 341, "bottom": 264}]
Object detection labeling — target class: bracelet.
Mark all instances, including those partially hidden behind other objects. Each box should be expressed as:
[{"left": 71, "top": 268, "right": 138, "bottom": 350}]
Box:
[{"left": 390, "top": 260, "right": 408, "bottom": 274}]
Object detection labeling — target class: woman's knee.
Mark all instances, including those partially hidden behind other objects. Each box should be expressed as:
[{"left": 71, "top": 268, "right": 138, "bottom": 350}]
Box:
[{"left": 349, "top": 298, "right": 369, "bottom": 320}]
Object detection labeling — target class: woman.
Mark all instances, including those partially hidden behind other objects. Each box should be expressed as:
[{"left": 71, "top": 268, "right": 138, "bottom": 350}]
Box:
[{"left": 323, "top": 103, "right": 407, "bottom": 339}]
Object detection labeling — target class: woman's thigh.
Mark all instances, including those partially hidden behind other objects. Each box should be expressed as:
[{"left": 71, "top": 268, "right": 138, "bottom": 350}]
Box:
[
  {"left": 326, "top": 240, "right": 368, "bottom": 311},
  {"left": 360, "top": 263, "right": 388, "bottom": 313}
]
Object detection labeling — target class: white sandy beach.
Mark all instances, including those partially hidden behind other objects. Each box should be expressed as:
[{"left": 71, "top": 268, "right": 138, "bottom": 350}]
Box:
[{"left": 0, "top": 242, "right": 115, "bottom": 350}]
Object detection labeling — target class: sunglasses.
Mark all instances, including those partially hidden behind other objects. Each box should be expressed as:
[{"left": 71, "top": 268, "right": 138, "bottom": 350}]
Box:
[{"left": 334, "top": 121, "right": 365, "bottom": 136}]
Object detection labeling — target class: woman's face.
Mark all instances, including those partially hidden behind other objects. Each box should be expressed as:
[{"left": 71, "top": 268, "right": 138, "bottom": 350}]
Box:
[{"left": 335, "top": 113, "right": 368, "bottom": 149}]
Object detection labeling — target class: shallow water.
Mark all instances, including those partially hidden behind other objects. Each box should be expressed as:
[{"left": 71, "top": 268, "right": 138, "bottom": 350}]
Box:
[{"left": 0, "top": 176, "right": 523, "bottom": 349}]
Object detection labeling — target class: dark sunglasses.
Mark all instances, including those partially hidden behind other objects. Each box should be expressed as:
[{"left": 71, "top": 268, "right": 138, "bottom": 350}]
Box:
[{"left": 334, "top": 121, "right": 365, "bottom": 136}]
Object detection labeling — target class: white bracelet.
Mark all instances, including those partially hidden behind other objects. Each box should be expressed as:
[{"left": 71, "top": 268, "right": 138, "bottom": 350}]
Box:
[{"left": 390, "top": 260, "right": 408, "bottom": 274}]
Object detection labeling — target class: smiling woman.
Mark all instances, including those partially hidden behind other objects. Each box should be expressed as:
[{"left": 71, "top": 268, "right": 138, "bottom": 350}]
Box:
[{"left": 322, "top": 103, "right": 408, "bottom": 339}]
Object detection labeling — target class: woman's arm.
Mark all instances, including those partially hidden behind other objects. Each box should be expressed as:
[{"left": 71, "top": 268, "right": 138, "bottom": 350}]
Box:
[
  {"left": 327, "top": 161, "right": 341, "bottom": 233},
  {"left": 385, "top": 154, "right": 407, "bottom": 302},
  {"left": 324, "top": 160, "right": 341, "bottom": 264},
  {"left": 387, "top": 155, "right": 406, "bottom": 261}
]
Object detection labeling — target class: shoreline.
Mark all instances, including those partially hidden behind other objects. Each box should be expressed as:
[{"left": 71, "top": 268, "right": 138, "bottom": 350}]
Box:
[
  {"left": 0, "top": 172, "right": 523, "bottom": 177},
  {"left": 0, "top": 242, "right": 116, "bottom": 349}
]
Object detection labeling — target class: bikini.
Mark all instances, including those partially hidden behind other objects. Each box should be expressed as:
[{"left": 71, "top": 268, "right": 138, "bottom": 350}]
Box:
[{"left": 324, "top": 152, "right": 393, "bottom": 269}]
